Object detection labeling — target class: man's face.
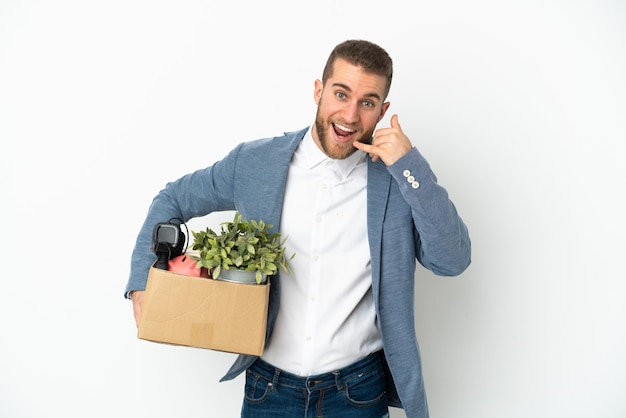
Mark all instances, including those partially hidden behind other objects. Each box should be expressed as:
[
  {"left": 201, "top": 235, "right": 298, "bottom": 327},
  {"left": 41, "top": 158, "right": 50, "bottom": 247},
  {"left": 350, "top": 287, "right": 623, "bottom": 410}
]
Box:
[{"left": 313, "top": 58, "right": 390, "bottom": 160}]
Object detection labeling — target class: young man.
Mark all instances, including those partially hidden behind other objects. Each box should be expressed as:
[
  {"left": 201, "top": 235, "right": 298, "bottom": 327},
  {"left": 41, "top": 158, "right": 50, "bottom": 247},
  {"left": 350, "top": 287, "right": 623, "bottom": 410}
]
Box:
[{"left": 126, "top": 39, "right": 471, "bottom": 418}]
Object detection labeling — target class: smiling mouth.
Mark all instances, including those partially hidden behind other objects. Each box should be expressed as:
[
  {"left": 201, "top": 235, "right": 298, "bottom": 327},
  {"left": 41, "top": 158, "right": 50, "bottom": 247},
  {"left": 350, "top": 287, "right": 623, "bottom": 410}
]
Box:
[{"left": 332, "top": 123, "right": 356, "bottom": 142}]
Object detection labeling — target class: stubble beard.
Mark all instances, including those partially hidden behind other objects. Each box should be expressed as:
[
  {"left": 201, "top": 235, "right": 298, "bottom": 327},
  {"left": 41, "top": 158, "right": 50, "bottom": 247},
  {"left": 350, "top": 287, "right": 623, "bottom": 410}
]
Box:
[{"left": 314, "top": 106, "right": 374, "bottom": 160}]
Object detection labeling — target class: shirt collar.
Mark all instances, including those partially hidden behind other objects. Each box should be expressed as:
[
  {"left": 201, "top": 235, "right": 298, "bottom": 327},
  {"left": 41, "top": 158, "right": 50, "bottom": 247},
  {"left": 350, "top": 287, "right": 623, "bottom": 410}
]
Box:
[{"left": 299, "top": 126, "right": 367, "bottom": 180}]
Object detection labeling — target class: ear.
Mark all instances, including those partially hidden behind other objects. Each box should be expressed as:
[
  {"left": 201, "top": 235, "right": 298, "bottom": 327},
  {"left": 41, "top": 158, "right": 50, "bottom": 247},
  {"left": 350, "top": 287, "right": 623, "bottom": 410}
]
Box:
[
  {"left": 377, "top": 101, "right": 391, "bottom": 123},
  {"left": 313, "top": 79, "right": 323, "bottom": 105}
]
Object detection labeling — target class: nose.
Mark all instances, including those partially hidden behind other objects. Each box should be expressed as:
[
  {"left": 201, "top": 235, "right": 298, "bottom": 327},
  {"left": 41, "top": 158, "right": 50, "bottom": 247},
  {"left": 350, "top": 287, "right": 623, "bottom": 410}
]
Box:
[{"left": 341, "top": 101, "right": 359, "bottom": 123}]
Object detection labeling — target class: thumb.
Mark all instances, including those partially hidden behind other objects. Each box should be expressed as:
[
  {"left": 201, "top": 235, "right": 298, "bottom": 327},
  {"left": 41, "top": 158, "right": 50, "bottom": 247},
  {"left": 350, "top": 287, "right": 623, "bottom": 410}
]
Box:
[{"left": 390, "top": 114, "right": 401, "bottom": 130}]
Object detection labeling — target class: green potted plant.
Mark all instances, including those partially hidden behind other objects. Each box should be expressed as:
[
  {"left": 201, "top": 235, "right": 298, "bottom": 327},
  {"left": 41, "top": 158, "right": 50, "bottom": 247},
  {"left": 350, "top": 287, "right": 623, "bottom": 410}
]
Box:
[{"left": 189, "top": 211, "right": 294, "bottom": 284}]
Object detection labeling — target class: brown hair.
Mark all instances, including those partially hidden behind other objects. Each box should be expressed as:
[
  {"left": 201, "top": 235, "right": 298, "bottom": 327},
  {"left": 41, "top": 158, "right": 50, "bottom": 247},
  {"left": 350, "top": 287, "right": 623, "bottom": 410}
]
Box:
[{"left": 322, "top": 40, "right": 393, "bottom": 98}]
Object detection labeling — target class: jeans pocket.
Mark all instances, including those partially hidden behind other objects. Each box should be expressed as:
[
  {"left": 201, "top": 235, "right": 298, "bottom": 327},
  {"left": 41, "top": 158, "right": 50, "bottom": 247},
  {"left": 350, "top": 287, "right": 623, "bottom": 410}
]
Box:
[
  {"left": 342, "top": 367, "right": 387, "bottom": 407},
  {"left": 244, "top": 370, "right": 273, "bottom": 405}
]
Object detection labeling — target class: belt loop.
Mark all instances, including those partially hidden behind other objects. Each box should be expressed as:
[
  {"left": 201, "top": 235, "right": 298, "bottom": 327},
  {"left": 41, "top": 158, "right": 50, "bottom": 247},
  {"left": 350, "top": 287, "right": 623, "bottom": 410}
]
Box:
[
  {"left": 271, "top": 367, "right": 280, "bottom": 392},
  {"left": 333, "top": 370, "right": 345, "bottom": 393}
]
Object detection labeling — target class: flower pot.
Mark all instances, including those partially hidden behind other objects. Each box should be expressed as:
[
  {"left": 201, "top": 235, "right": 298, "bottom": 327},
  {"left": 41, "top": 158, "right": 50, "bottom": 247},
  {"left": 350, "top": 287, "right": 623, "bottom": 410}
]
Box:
[{"left": 216, "top": 269, "right": 267, "bottom": 284}]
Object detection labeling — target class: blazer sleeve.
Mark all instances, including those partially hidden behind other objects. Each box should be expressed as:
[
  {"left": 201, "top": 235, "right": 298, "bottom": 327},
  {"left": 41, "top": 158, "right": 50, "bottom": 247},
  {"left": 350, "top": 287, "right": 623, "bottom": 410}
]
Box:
[
  {"left": 387, "top": 147, "right": 471, "bottom": 276},
  {"left": 124, "top": 143, "right": 244, "bottom": 297}
]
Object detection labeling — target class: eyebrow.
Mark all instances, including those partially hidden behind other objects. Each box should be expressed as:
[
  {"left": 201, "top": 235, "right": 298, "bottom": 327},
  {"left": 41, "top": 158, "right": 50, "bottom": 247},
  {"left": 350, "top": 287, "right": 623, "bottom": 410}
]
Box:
[{"left": 331, "top": 82, "right": 382, "bottom": 101}]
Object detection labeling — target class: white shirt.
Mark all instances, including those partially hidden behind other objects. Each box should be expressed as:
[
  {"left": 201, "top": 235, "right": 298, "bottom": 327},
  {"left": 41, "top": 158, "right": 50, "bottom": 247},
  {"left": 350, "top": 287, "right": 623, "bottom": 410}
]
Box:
[{"left": 260, "top": 127, "right": 383, "bottom": 376}]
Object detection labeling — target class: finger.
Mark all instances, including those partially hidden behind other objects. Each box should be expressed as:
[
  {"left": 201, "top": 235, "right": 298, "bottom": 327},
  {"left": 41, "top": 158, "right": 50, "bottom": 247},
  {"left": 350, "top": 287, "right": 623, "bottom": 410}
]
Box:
[
  {"left": 353, "top": 140, "right": 373, "bottom": 153},
  {"left": 132, "top": 290, "right": 145, "bottom": 327},
  {"left": 372, "top": 114, "right": 400, "bottom": 143},
  {"left": 353, "top": 141, "right": 379, "bottom": 160},
  {"left": 390, "top": 114, "right": 401, "bottom": 130},
  {"left": 133, "top": 302, "right": 142, "bottom": 327}
]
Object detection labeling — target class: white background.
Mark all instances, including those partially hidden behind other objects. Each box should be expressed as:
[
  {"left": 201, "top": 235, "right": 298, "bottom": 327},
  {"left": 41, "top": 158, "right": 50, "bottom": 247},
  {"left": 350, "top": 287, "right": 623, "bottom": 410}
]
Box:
[{"left": 1, "top": 1, "right": 625, "bottom": 417}]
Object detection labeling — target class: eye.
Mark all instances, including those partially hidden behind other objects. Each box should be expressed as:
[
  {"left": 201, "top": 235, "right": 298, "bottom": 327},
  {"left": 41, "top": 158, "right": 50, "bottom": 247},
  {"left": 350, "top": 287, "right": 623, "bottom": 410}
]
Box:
[
  {"left": 335, "top": 91, "right": 347, "bottom": 99},
  {"left": 362, "top": 100, "right": 374, "bottom": 108}
]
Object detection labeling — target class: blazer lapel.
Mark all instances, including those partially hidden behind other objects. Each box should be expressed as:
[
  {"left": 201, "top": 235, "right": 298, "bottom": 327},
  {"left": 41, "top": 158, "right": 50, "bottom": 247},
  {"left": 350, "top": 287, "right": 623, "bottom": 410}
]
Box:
[
  {"left": 242, "top": 129, "right": 307, "bottom": 231},
  {"left": 366, "top": 158, "right": 392, "bottom": 299}
]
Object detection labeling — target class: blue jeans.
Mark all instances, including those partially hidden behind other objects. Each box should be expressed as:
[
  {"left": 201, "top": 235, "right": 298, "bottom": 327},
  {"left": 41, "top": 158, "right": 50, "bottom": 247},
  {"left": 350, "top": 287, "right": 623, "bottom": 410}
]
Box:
[{"left": 241, "top": 351, "right": 389, "bottom": 418}]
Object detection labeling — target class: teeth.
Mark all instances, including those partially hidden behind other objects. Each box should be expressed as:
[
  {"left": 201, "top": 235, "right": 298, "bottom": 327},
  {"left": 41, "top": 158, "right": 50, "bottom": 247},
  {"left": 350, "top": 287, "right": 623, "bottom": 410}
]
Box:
[{"left": 334, "top": 123, "right": 355, "bottom": 133}]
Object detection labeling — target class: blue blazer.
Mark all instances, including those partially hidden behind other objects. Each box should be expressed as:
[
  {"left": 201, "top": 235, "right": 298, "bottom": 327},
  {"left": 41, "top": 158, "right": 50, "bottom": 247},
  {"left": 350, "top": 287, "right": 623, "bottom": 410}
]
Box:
[{"left": 127, "top": 127, "right": 471, "bottom": 418}]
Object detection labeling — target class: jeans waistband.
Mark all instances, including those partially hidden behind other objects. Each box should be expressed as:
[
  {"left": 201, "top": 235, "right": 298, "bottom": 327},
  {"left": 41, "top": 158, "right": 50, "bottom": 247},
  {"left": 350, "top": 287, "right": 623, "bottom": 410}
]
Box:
[{"left": 249, "top": 351, "right": 384, "bottom": 392}]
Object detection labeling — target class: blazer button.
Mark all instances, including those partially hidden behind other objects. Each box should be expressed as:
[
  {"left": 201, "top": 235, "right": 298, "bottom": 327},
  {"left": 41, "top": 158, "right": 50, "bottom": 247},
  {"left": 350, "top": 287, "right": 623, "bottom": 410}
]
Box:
[
  {"left": 403, "top": 170, "right": 411, "bottom": 178},
  {"left": 412, "top": 181, "right": 420, "bottom": 189}
]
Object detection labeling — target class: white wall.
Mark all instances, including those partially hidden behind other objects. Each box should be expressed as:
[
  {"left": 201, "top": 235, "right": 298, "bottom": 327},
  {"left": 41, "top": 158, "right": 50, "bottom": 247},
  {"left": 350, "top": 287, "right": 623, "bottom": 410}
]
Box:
[{"left": 1, "top": 1, "right": 624, "bottom": 417}]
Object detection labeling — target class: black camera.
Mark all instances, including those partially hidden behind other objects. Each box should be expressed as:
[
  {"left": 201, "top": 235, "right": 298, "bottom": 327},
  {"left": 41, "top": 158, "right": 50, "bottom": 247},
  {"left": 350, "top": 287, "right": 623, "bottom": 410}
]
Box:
[{"left": 151, "top": 219, "right": 186, "bottom": 270}]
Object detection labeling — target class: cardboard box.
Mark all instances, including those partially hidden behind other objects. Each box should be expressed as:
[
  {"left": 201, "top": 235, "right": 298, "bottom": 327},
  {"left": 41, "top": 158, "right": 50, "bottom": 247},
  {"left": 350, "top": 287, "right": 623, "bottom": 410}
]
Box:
[{"left": 137, "top": 266, "right": 270, "bottom": 356}]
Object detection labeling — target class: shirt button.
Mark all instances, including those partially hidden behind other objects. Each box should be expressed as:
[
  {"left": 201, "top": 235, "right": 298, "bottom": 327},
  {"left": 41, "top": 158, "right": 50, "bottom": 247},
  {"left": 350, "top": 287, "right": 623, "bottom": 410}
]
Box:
[
  {"left": 412, "top": 181, "right": 420, "bottom": 189},
  {"left": 403, "top": 170, "right": 411, "bottom": 178}
]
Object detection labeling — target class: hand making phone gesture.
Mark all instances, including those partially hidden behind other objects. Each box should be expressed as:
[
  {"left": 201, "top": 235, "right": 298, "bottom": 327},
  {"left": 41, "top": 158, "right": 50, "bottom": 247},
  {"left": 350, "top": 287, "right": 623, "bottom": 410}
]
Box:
[{"left": 353, "top": 114, "right": 413, "bottom": 166}]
